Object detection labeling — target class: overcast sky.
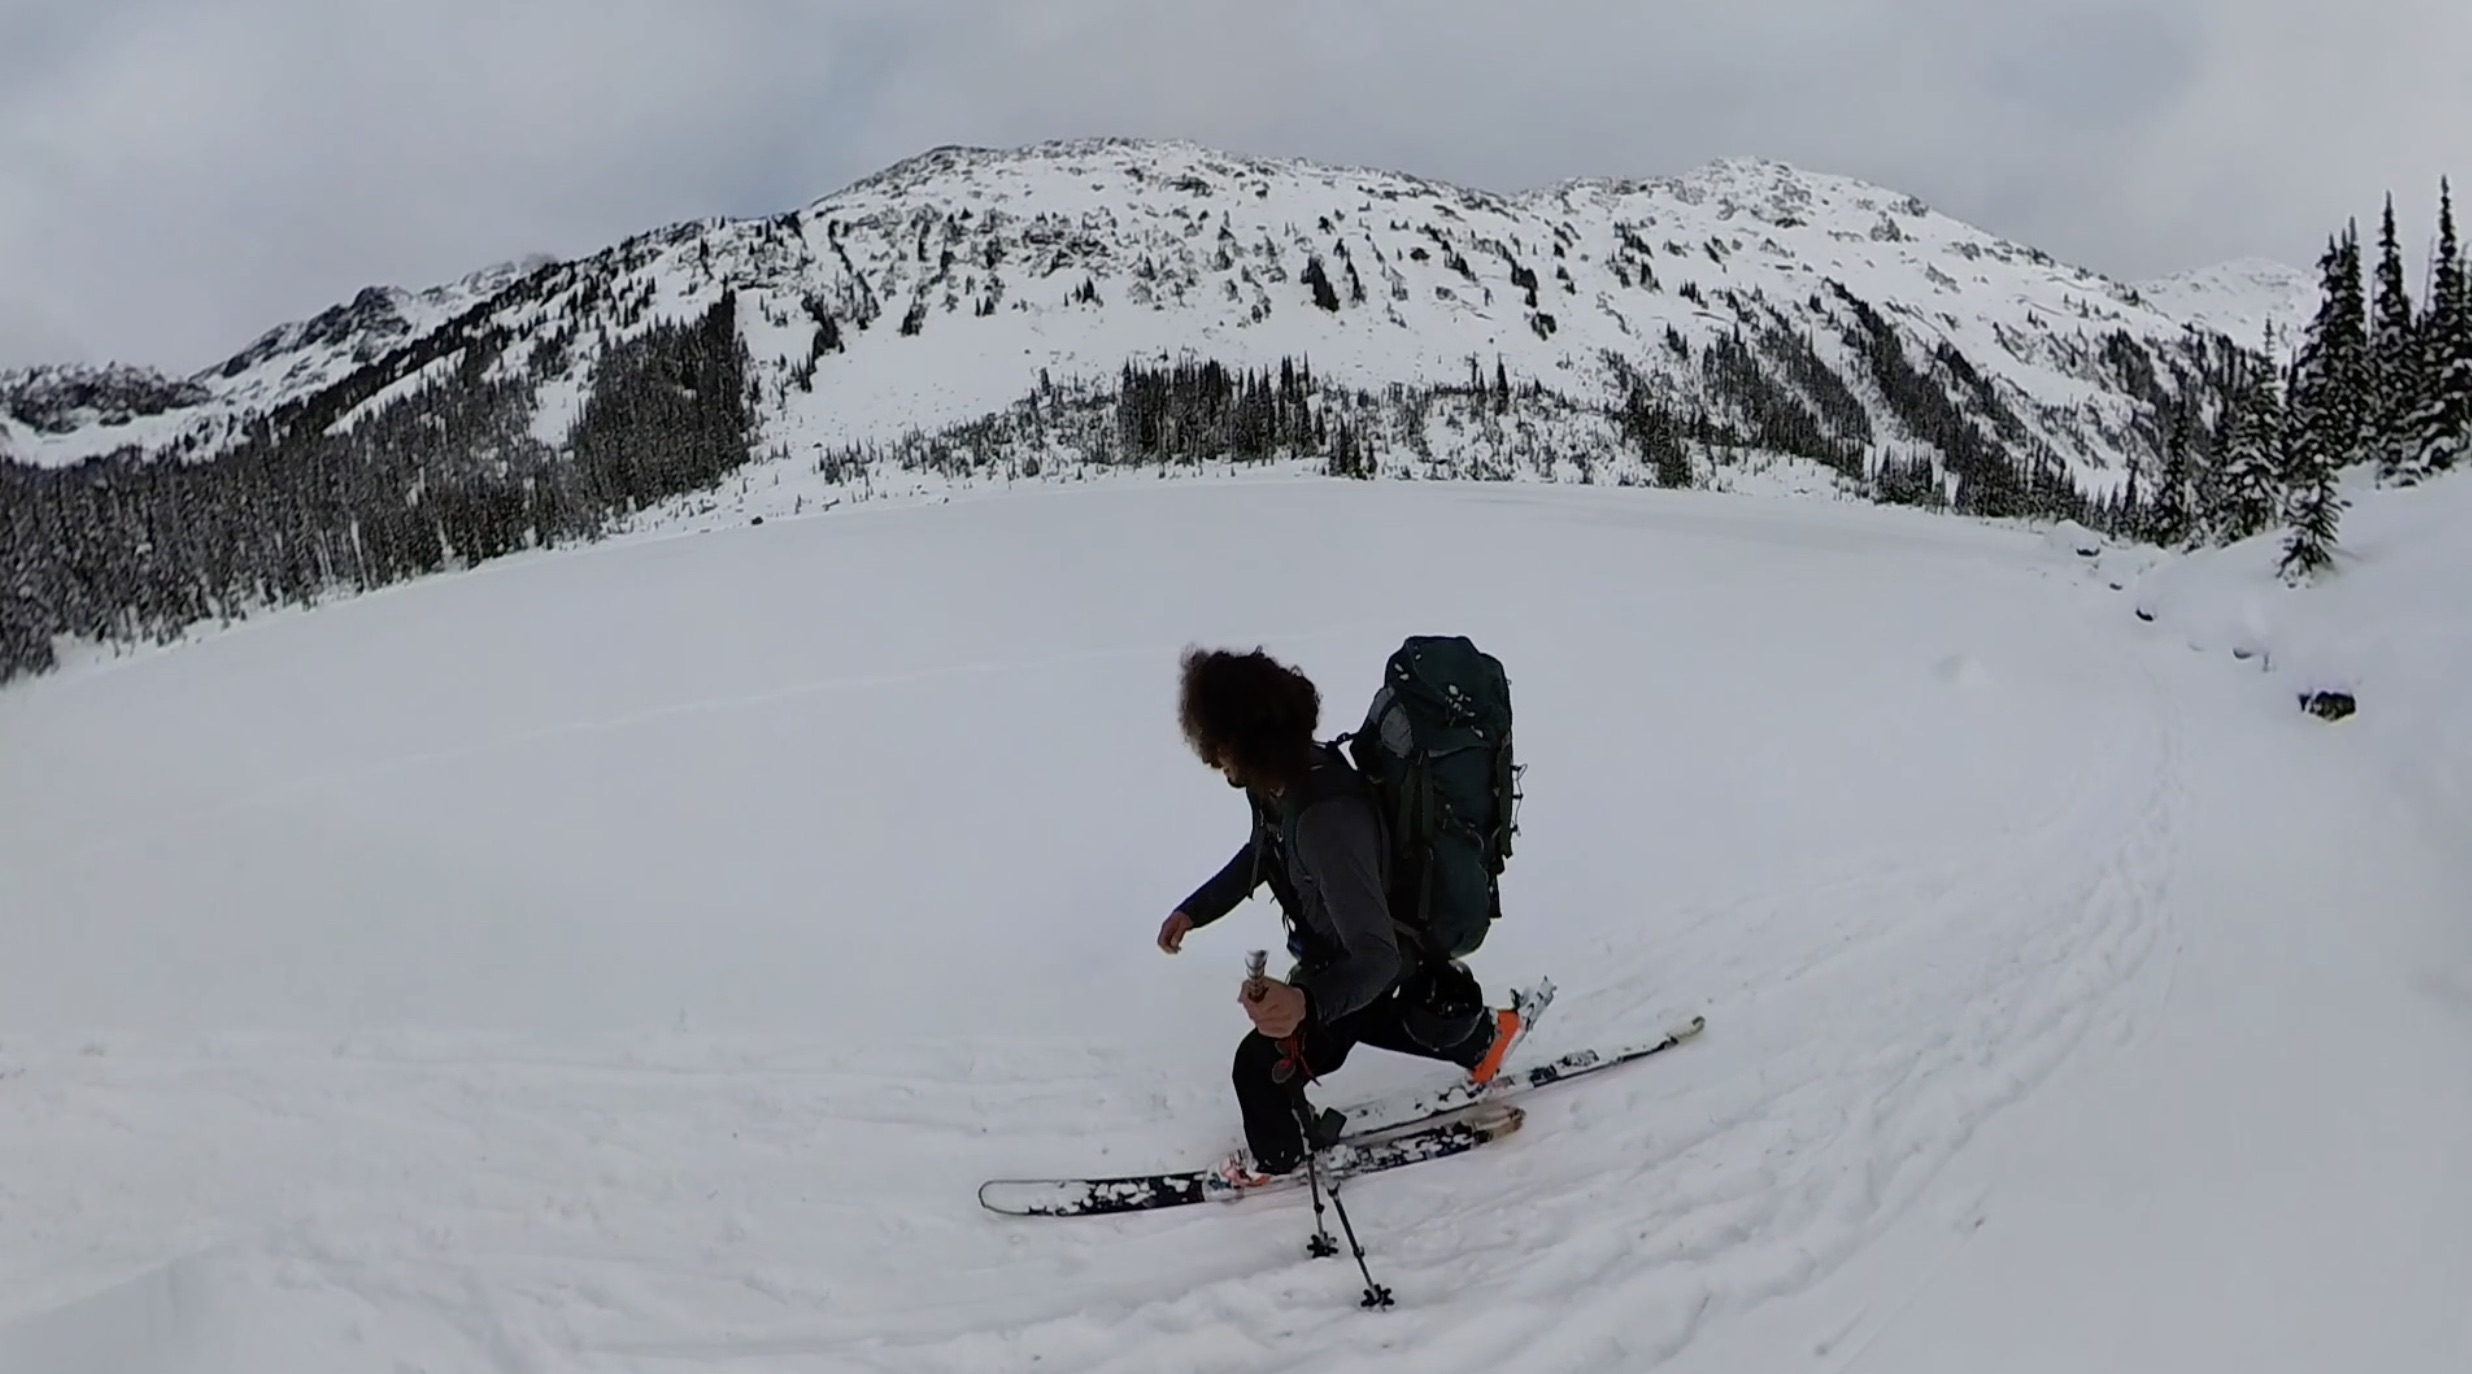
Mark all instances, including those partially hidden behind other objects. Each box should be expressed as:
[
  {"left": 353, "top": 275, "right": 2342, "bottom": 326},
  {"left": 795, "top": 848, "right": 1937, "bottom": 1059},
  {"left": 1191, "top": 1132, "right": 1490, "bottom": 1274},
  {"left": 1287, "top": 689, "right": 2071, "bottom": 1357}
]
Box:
[{"left": 3, "top": 0, "right": 2466, "bottom": 373}]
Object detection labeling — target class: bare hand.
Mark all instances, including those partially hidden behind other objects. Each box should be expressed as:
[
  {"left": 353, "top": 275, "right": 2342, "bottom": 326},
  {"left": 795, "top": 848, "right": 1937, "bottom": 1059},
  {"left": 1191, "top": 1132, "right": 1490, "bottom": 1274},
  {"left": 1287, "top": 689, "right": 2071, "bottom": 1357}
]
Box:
[
  {"left": 1240, "top": 979, "right": 1309, "bottom": 1039},
  {"left": 1157, "top": 911, "right": 1195, "bottom": 954}
]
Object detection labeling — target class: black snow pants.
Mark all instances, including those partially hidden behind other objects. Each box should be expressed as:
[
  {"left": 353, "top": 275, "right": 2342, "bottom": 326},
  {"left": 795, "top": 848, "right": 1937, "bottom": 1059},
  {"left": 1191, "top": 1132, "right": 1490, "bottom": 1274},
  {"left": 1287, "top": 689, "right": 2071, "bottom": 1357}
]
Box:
[{"left": 1233, "top": 982, "right": 1495, "bottom": 1174}]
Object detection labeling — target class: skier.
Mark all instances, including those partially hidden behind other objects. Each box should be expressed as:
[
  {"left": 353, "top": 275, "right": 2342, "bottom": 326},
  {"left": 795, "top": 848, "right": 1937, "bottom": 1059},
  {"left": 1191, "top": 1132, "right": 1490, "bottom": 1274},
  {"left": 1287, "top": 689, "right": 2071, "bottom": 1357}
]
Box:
[{"left": 1157, "top": 646, "right": 1525, "bottom": 1188}]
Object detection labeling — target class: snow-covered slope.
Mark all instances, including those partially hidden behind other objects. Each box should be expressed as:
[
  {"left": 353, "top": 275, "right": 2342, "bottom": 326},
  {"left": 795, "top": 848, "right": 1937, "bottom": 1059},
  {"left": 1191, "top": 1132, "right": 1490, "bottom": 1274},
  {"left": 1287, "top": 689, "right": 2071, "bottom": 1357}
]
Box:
[
  {"left": 2127, "top": 465, "right": 2472, "bottom": 863},
  {"left": 8, "top": 140, "right": 2283, "bottom": 502},
  {"left": 0, "top": 363, "right": 212, "bottom": 464},
  {"left": 2, "top": 475, "right": 2465, "bottom": 1372},
  {"left": 709, "top": 141, "right": 2237, "bottom": 488},
  {"left": 1669, "top": 470, "right": 2472, "bottom": 1374},
  {"left": 2133, "top": 255, "right": 2318, "bottom": 351},
  {"left": 205, "top": 255, "right": 557, "bottom": 413},
  {"left": 0, "top": 256, "right": 551, "bottom": 468}
]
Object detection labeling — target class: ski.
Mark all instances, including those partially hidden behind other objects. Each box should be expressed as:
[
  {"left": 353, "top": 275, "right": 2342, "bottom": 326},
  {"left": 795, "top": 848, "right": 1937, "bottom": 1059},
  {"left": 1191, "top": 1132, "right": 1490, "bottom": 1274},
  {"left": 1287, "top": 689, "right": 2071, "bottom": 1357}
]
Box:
[
  {"left": 975, "top": 1000, "right": 1706, "bottom": 1219},
  {"left": 978, "top": 1103, "right": 1525, "bottom": 1218},
  {"left": 1329, "top": 1009, "right": 1706, "bottom": 1141}
]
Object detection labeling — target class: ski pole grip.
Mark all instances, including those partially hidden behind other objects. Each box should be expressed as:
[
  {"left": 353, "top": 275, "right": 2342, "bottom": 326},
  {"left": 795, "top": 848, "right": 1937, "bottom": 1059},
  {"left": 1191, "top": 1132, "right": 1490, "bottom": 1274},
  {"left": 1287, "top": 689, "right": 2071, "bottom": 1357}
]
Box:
[{"left": 1245, "top": 949, "right": 1268, "bottom": 1001}]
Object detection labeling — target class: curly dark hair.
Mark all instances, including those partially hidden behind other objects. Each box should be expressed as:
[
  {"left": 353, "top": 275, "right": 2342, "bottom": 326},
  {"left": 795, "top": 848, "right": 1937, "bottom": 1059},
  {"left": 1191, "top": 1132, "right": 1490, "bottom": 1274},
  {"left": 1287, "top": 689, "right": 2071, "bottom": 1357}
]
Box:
[{"left": 1177, "top": 646, "right": 1322, "bottom": 790}]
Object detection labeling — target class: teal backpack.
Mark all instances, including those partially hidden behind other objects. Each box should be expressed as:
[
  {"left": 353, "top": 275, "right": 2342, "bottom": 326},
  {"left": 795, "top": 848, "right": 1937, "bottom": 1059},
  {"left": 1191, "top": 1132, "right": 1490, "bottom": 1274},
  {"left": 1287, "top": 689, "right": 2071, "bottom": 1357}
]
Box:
[{"left": 1339, "top": 636, "right": 1521, "bottom": 960}]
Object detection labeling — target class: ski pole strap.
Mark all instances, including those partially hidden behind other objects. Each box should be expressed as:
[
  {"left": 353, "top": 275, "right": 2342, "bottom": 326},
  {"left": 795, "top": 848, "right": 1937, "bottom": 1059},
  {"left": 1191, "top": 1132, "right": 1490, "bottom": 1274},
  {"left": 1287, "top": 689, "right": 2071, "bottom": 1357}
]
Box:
[{"left": 1273, "top": 1032, "right": 1312, "bottom": 1085}]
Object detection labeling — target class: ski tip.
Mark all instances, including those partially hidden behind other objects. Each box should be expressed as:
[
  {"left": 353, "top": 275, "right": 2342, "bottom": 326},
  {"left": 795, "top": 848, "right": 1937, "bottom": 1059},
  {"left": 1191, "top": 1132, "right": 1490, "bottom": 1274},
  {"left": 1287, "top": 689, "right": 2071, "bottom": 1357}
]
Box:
[{"left": 977, "top": 1179, "right": 1042, "bottom": 1215}]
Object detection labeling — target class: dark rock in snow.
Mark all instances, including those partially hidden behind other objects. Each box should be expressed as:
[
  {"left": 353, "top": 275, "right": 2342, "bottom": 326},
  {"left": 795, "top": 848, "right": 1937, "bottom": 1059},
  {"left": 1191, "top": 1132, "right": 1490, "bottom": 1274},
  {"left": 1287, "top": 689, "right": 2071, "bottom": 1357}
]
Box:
[{"left": 2299, "top": 691, "right": 2356, "bottom": 722}]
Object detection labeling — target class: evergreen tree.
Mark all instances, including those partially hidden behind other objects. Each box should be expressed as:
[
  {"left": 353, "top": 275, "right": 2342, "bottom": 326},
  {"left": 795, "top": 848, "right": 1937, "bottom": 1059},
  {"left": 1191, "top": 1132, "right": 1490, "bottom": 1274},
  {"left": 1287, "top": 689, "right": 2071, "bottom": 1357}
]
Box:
[
  {"left": 1616, "top": 391, "right": 1693, "bottom": 488},
  {"left": 1302, "top": 256, "right": 1341, "bottom": 312},
  {"left": 2213, "top": 336, "right": 2286, "bottom": 544},
  {"left": 2280, "top": 432, "right": 2346, "bottom": 583},
  {"left": 2277, "top": 236, "right": 2357, "bottom": 579},
  {"left": 2286, "top": 228, "right": 2369, "bottom": 485},
  {"left": 2406, "top": 178, "right": 2471, "bottom": 477},
  {"left": 2371, "top": 194, "right": 2420, "bottom": 481},
  {"left": 2274, "top": 454, "right": 2333, "bottom": 575},
  {"left": 2333, "top": 223, "right": 2373, "bottom": 457},
  {"left": 2147, "top": 410, "right": 2194, "bottom": 548}
]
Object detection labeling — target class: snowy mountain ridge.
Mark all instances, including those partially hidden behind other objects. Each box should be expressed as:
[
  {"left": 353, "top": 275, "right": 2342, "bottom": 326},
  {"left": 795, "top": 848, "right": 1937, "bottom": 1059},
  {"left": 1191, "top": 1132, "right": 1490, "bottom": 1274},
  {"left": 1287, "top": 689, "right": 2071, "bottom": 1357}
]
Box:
[
  {"left": 2129, "top": 255, "right": 2319, "bottom": 352},
  {"left": 3, "top": 138, "right": 2304, "bottom": 507},
  {"left": 204, "top": 254, "right": 558, "bottom": 410},
  {"left": 0, "top": 256, "right": 552, "bottom": 466}
]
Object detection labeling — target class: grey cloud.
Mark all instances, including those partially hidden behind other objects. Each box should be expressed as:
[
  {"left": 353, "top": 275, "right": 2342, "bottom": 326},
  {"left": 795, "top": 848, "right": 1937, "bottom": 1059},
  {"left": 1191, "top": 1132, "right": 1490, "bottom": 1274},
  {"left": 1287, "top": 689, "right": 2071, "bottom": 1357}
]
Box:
[{"left": 3, "top": 0, "right": 2466, "bottom": 373}]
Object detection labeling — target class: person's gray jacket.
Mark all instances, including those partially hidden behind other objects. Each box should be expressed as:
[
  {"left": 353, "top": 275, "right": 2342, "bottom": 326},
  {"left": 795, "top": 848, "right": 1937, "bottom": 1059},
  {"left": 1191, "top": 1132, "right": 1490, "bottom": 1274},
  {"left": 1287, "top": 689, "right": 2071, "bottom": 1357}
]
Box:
[{"left": 1179, "top": 751, "right": 1401, "bottom": 1025}]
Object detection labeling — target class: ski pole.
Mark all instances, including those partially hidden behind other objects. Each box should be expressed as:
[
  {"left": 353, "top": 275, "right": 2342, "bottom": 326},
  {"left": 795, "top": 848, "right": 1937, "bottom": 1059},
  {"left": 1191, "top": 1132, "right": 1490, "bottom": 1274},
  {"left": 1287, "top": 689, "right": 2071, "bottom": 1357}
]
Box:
[
  {"left": 1247, "top": 950, "right": 1316, "bottom": 1087},
  {"left": 1247, "top": 950, "right": 1303, "bottom": 1083},
  {"left": 1288, "top": 1081, "right": 1390, "bottom": 1306},
  {"left": 1249, "top": 951, "right": 1391, "bottom": 1307},
  {"left": 1292, "top": 1099, "right": 1341, "bottom": 1260}
]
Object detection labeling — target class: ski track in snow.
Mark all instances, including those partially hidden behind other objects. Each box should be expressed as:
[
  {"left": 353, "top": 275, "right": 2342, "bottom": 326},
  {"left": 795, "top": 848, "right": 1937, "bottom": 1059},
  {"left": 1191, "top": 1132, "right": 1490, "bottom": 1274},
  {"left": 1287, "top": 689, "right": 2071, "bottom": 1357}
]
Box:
[
  {"left": 9, "top": 475, "right": 2455, "bottom": 1373},
  {"left": 1345, "top": 602, "right": 2187, "bottom": 1374}
]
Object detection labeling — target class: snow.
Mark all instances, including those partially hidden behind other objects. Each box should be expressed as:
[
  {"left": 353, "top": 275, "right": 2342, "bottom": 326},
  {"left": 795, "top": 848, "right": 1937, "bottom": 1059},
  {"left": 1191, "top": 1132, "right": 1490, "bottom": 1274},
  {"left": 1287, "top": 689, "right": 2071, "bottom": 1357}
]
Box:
[
  {"left": 1681, "top": 469, "right": 2472, "bottom": 1373},
  {"left": 2127, "top": 466, "right": 2472, "bottom": 895},
  {"left": 2134, "top": 256, "right": 2320, "bottom": 350},
  {"left": 0, "top": 258, "right": 545, "bottom": 469},
  {"left": 713, "top": 142, "right": 2244, "bottom": 493},
  {"left": 9, "top": 139, "right": 2301, "bottom": 501},
  {"left": 3, "top": 475, "right": 2468, "bottom": 1372},
  {"left": 205, "top": 258, "right": 554, "bottom": 413}
]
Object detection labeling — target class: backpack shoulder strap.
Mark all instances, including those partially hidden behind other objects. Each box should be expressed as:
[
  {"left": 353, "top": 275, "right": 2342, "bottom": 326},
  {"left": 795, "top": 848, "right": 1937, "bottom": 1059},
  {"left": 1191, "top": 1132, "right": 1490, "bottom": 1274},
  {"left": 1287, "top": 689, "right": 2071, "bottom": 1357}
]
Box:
[{"left": 1276, "top": 744, "right": 1372, "bottom": 830}]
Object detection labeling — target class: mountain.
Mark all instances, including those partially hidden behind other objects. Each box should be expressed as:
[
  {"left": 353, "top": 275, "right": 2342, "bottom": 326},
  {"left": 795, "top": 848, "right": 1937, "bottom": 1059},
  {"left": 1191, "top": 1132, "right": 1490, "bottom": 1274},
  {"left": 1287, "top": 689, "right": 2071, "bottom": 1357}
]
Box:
[
  {"left": 0, "top": 363, "right": 212, "bottom": 442},
  {"left": 2132, "top": 256, "right": 2318, "bottom": 353},
  {"left": 10, "top": 141, "right": 2269, "bottom": 485},
  {"left": 3, "top": 138, "right": 2297, "bottom": 683},
  {"left": 204, "top": 255, "right": 559, "bottom": 412},
  {"left": 0, "top": 256, "right": 552, "bottom": 469}
]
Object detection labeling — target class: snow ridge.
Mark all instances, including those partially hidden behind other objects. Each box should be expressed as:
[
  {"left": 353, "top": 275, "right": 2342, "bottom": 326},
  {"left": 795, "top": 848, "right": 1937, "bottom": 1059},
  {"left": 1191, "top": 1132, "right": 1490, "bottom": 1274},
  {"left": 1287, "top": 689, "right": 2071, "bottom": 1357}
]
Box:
[
  {"left": 6, "top": 139, "right": 2295, "bottom": 503},
  {"left": 2132, "top": 256, "right": 2318, "bottom": 351}
]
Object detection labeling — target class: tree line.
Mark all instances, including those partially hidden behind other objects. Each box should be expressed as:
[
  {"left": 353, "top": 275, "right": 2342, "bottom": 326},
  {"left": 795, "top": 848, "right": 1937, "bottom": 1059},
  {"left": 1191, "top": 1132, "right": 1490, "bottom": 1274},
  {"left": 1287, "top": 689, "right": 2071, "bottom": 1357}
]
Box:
[
  {"left": 2135, "top": 180, "right": 2468, "bottom": 582},
  {"left": 11, "top": 183, "right": 2467, "bottom": 688},
  {"left": 2, "top": 294, "right": 750, "bottom": 683}
]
